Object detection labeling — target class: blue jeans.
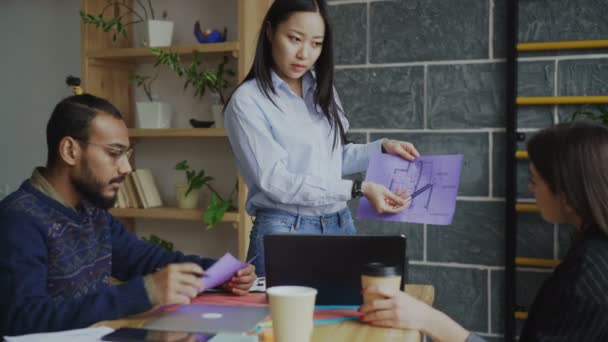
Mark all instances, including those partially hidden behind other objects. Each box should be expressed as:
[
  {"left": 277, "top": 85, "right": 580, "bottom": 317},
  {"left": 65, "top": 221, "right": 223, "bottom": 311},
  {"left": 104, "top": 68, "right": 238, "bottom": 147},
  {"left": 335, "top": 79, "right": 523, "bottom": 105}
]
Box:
[{"left": 247, "top": 207, "right": 356, "bottom": 276}]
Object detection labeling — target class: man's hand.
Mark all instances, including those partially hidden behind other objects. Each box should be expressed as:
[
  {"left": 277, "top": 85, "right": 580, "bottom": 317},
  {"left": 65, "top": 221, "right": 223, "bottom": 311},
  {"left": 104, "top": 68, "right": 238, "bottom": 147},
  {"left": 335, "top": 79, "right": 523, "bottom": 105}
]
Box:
[
  {"left": 145, "top": 263, "right": 204, "bottom": 306},
  {"left": 222, "top": 264, "right": 256, "bottom": 296}
]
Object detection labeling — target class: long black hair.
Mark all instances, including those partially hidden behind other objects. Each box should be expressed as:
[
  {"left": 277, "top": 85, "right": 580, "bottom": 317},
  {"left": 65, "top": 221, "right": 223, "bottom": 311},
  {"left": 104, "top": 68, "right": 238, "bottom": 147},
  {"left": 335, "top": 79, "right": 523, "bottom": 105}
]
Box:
[
  {"left": 231, "top": 0, "right": 348, "bottom": 149},
  {"left": 527, "top": 121, "right": 608, "bottom": 235}
]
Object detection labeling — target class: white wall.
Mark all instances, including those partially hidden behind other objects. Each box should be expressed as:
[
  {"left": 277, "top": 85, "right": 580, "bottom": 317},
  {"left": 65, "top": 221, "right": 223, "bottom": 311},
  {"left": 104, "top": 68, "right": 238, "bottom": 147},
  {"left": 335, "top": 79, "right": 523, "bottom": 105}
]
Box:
[{"left": 0, "top": 0, "right": 81, "bottom": 197}]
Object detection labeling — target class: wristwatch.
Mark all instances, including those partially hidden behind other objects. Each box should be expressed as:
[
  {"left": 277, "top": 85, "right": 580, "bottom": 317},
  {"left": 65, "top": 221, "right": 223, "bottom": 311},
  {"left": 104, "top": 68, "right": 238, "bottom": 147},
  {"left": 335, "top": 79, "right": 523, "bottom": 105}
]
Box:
[{"left": 351, "top": 180, "right": 364, "bottom": 198}]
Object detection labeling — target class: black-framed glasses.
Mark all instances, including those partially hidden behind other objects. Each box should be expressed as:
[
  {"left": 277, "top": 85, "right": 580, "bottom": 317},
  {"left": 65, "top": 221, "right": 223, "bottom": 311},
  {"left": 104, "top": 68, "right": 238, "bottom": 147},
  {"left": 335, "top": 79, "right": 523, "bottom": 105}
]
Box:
[{"left": 74, "top": 138, "right": 133, "bottom": 162}]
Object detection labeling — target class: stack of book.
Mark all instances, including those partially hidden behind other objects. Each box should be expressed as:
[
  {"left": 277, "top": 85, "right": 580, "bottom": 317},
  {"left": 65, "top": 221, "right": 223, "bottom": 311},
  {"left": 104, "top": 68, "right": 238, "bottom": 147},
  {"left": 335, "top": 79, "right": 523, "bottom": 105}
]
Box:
[{"left": 115, "top": 169, "right": 163, "bottom": 208}]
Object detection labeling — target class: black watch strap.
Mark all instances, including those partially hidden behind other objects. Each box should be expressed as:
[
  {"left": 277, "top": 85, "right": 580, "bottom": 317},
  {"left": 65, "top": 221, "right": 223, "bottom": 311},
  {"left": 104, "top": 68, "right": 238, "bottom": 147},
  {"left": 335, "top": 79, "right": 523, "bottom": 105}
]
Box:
[{"left": 351, "top": 180, "right": 363, "bottom": 198}]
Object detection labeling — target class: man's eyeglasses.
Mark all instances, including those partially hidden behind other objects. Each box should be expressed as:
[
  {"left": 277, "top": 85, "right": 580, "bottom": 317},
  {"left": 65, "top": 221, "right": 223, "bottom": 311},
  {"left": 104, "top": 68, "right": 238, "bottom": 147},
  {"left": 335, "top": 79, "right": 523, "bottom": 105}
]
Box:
[{"left": 75, "top": 138, "right": 133, "bottom": 161}]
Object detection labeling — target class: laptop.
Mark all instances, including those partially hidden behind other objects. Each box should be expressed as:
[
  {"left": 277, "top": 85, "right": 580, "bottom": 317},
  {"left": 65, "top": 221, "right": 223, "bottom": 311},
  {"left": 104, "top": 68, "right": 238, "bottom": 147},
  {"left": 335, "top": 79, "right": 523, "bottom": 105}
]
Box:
[
  {"left": 144, "top": 304, "right": 268, "bottom": 334},
  {"left": 264, "top": 234, "right": 407, "bottom": 305}
]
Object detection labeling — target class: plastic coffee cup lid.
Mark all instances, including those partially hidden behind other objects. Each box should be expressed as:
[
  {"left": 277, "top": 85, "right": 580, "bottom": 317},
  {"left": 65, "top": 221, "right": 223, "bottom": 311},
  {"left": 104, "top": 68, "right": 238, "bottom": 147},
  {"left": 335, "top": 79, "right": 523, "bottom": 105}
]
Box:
[{"left": 362, "top": 262, "right": 402, "bottom": 277}]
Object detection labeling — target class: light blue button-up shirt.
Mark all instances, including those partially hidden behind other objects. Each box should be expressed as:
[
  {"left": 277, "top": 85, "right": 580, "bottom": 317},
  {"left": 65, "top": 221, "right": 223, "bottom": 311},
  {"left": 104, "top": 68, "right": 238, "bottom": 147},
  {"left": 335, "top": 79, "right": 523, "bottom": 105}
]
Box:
[{"left": 224, "top": 71, "right": 384, "bottom": 216}]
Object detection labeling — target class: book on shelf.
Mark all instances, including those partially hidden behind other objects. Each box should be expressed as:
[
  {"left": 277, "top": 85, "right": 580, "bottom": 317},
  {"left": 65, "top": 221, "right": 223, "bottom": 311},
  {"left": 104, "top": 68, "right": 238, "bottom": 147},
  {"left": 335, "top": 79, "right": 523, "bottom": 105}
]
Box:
[
  {"left": 124, "top": 175, "right": 143, "bottom": 208},
  {"left": 132, "top": 169, "right": 163, "bottom": 208},
  {"left": 114, "top": 185, "right": 126, "bottom": 208},
  {"left": 131, "top": 170, "right": 150, "bottom": 208}
]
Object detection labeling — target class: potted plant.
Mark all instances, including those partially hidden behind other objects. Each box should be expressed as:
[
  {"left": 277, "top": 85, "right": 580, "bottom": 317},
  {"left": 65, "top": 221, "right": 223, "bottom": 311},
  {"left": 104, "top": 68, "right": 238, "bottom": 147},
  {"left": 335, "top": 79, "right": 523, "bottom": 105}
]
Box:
[
  {"left": 174, "top": 160, "right": 236, "bottom": 228},
  {"left": 80, "top": 1, "right": 173, "bottom": 47},
  {"left": 142, "top": 234, "right": 174, "bottom": 252},
  {"left": 571, "top": 104, "right": 608, "bottom": 125},
  {"left": 152, "top": 49, "right": 235, "bottom": 128},
  {"left": 129, "top": 72, "right": 172, "bottom": 129}
]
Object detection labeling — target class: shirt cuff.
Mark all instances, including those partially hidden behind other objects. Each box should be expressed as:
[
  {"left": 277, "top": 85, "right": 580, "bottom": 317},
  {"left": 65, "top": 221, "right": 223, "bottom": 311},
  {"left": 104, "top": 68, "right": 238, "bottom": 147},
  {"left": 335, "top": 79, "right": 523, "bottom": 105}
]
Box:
[{"left": 370, "top": 138, "right": 386, "bottom": 155}]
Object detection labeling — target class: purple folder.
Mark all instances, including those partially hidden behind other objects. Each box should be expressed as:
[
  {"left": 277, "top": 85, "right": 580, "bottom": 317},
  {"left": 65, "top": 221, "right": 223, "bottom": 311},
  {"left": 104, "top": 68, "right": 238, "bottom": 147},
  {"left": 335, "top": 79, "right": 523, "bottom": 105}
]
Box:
[
  {"left": 199, "top": 253, "right": 247, "bottom": 291},
  {"left": 356, "top": 153, "right": 463, "bottom": 225}
]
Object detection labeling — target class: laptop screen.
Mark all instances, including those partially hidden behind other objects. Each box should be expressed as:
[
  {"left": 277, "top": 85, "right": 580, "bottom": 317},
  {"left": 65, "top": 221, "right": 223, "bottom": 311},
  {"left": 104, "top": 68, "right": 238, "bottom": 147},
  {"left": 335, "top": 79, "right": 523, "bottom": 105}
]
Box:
[{"left": 264, "top": 234, "right": 407, "bottom": 305}]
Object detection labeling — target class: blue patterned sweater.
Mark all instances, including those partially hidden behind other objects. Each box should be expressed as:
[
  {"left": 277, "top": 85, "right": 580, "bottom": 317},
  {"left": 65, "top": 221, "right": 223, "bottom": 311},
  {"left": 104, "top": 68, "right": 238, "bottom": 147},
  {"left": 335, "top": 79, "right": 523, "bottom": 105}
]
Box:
[{"left": 0, "top": 181, "right": 215, "bottom": 335}]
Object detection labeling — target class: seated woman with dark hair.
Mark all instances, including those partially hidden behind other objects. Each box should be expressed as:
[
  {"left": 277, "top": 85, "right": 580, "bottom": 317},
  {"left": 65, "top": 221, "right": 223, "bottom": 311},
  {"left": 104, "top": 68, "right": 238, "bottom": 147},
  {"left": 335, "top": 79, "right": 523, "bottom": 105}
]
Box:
[{"left": 359, "top": 121, "right": 608, "bottom": 341}]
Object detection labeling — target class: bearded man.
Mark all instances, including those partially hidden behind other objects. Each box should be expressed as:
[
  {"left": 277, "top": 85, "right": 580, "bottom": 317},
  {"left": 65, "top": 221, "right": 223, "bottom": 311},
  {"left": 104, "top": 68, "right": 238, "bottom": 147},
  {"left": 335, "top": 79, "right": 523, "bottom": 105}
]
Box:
[{"left": 0, "top": 93, "right": 255, "bottom": 335}]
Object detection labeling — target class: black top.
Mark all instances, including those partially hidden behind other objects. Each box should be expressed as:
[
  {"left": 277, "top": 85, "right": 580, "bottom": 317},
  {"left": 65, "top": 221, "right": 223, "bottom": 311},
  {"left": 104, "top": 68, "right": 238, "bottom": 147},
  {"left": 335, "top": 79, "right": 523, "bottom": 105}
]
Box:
[
  {"left": 519, "top": 230, "right": 608, "bottom": 341},
  {"left": 467, "top": 230, "right": 608, "bottom": 342}
]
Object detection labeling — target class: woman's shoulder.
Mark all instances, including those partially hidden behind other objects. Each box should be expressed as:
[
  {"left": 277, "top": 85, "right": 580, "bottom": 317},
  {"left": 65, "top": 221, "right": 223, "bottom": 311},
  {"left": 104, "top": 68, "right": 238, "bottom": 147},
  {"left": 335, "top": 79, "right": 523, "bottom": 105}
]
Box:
[
  {"left": 558, "top": 231, "right": 608, "bottom": 298},
  {"left": 226, "top": 78, "right": 282, "bottom": 121},
  {"left": 576, "top": 231, "right": 608, "bottom": 267},
  {"left": 230, "top": 78, "right": 268, "bottom": 103}
]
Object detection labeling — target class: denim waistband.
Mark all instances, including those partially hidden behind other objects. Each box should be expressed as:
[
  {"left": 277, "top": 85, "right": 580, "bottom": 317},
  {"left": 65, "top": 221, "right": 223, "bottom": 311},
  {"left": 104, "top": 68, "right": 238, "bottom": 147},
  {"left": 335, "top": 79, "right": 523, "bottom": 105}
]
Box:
[{"left": 255, "top": 207, "right": 351, "bottom": 230}]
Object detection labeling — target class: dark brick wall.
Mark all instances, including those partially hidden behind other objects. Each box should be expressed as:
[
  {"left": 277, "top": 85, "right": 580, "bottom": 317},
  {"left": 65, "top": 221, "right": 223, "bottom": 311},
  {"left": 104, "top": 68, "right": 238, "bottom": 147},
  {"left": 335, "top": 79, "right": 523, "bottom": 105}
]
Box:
[{"left": 329, "top": 0, "right": 608, "bottom": 340}]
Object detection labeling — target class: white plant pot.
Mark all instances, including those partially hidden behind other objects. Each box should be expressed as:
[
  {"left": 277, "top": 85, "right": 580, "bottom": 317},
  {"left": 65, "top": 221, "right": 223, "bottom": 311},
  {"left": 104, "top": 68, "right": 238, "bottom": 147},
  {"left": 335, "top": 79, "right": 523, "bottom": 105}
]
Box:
[
  {"left": 135, "top": 20, "right": 174, "bottom": 47},
  {"left": 136, "top": 101, "right": 172, "bottom": 129},
  {"left": 211, "top": 104, "right": 224, "bottom": 128}
]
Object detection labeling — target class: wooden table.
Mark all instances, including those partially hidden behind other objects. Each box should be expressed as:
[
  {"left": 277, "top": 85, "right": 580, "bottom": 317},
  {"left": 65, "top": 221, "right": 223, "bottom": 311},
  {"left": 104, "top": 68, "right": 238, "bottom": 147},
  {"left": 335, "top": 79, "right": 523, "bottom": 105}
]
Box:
[{"left": 95, "top": 284, "right": 434, "bottom": 342}]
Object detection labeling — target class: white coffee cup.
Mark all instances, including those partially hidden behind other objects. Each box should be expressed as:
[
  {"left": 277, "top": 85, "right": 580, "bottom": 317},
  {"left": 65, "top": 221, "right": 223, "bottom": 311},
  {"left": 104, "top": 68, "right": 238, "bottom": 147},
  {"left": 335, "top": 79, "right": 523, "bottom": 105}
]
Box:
[{"left": 267, "top": 286, "right": 317, "bottom": 342}]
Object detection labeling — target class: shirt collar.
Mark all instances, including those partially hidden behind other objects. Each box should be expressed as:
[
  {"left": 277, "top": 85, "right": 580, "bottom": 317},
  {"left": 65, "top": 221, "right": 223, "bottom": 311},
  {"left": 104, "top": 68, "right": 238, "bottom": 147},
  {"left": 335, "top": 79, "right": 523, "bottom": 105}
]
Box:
[
  {"left": 29, "top": 167, "right": 77, "bottom": 210},
  {"left": 270, "top": 69, "right": 317, "bottom": 97},
  {"left": 302, "top": 70, "right": 317, "bottom": 98},
  {"left": 270, "top": 69, "right": 289, "bottom": 92}
]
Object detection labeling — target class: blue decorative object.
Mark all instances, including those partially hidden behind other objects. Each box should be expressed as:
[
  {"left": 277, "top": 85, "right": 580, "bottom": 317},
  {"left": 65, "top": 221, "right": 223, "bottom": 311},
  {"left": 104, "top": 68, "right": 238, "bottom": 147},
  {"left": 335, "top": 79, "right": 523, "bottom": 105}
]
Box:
[{"left": 194, "top": 21, "right": 227, "bottom": 43}]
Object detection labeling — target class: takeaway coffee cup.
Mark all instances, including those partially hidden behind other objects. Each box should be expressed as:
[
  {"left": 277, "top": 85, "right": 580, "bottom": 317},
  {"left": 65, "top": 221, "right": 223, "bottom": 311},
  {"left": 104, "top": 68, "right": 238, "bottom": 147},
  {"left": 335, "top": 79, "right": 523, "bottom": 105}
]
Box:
[
  {"left": 361, "top": 262, "right": 402, "bottom": 304},
  {"left": 267, "top": 286, "right": 317, "bottom": 342}
]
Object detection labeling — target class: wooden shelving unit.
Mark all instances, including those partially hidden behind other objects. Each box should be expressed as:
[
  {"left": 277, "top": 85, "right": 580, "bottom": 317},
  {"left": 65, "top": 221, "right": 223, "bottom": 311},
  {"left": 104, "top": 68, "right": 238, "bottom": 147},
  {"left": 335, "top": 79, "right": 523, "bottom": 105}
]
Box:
[
  {"left": 515, "top": 257, "right": 561, "bottom": 268},
  {"left": 517, "top": 39, "right": 608, "bottom": 52},
  {"left": 109, "top": 207, "right": 239, "bottom": 222},
  {"left": 81, "top": 0, "right": 272, "bottom": 259},
  {"left": 517, "top": 96, "right": 608, "bottom": 105},
  {"left": 87, "top": 42, "right": 239, "bottom": 61},
  {"left": 128, "top": 128, "right": 227, "bottom": 138},
  {"left": 505, "top": 27, "right": 608, "bottom": 338},
  {"left": 515, "top": 150, "right": 528, "bottom": 159},
  {"left": 515, "top": 203, "right": 539, "bottom": 213}
]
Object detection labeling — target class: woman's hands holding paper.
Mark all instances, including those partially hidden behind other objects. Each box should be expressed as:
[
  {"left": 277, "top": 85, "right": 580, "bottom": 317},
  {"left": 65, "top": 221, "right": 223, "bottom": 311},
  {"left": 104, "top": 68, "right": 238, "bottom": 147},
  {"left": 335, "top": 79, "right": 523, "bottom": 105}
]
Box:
[{"left": 361, "top": 182, "right": 410, "bottom": 214}]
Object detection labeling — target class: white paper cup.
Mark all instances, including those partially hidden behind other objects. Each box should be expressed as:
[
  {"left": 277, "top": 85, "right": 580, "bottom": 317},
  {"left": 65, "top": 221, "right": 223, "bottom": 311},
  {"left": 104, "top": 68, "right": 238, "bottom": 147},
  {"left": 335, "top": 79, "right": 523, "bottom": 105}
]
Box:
[{"left": 267, "top": 286, "right": 317, "bottom": 342}]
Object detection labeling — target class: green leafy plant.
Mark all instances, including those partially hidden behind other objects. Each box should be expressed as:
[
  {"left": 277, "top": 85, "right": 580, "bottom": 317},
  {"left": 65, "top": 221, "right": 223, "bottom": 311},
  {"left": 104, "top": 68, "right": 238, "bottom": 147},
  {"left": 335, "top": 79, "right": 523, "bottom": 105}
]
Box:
[
  {"left": 571, "top": 104, "right": 608, "bottom": 126},
  {"left": 80, "top": 1, "right": 169, "bottom": 43},
  {"left": 142, "top": 234, "right": 174, "bottom": 251},
  {"left": 129, "top": 72, "right": 158, "bottom": 101},
  {"left": 152, "top": 49, "right": 235, "bottom": 105},
  {"left": 175, "top": 160, "right": 237, "bottom": 228},
  {"left": 175, "top": 160, "right": 213, "bottom": 196}
]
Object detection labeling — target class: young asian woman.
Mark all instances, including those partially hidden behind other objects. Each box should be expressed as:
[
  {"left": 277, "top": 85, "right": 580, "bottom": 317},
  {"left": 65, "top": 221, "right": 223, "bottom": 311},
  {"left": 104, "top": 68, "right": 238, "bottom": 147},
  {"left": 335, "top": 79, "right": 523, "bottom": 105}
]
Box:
[{"left": 224, "top": 0, "right": 419, "bottom": 276}]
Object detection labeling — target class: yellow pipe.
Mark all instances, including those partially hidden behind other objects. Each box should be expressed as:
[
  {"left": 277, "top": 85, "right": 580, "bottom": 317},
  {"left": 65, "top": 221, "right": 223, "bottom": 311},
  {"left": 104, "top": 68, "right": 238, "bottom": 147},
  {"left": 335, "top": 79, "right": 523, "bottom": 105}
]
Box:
[
  {"left": 517, "top": 96, "right": 608, "bottom": 105},
  {"left": 517, "top": 39, "right": 608, "bottom": 52},
  {"left": 516, "top": 203, "right": 539, "bottom": 212},
  {"left": 515, "top": 150, "right": 528, "bottom": 159},
  {"left": 515, "top": 257, "right": 561, "bottom": 268}
]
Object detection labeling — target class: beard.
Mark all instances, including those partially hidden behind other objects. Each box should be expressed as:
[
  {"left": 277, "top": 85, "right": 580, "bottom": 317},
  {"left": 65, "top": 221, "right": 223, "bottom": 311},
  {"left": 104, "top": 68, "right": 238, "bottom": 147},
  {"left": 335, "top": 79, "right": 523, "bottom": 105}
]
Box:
[{"left": 73, "top": 158, "right": 123, "bottom": 209}]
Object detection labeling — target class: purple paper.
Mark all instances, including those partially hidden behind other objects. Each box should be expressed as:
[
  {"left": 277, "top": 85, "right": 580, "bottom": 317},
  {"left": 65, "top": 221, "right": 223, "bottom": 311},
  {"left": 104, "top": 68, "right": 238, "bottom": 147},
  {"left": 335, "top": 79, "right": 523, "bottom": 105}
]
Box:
[
  {"left": 199, "top": 252, "right": 247, "bottom": 291},
  {"left": 356, "top": 153, "right": 463, "bottom": 225}
]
